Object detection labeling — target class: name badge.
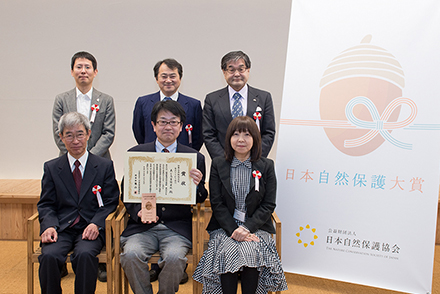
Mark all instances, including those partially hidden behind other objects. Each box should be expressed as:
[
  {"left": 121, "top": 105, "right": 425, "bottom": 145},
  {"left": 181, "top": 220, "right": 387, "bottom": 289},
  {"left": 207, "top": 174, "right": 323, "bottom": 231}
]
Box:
[{"left": 233, "top": 209, "right": 246, "bottom": 222}]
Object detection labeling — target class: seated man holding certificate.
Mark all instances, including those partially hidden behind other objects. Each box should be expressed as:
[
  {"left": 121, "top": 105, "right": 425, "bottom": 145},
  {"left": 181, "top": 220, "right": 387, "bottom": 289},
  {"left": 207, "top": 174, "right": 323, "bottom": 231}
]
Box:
[{"left": 120, "top": 100, "right": 208, "bottom": 294}]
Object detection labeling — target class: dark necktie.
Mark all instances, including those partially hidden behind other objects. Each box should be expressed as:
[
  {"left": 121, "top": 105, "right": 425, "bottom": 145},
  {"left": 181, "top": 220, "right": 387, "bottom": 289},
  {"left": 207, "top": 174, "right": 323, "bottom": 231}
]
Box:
[
  {"left": 73, "top": 160, "right": 82, "bottom": 195},
  {"left": 163, "top": 97, "right": 171, "bottom": 101},
  {"left": 162, "top": 148, "right": 170, "bottom": 153},
  {"left": 71, "top": 160, "right": 82, "bottom": 227},
  {"left": 231, "top": 92, "right": 243, "bottom": 118}
]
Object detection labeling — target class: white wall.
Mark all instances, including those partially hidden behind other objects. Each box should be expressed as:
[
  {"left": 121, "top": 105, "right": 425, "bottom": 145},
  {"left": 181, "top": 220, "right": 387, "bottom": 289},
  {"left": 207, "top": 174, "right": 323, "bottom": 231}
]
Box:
[{"left": 0, "top": 0, "right": 292, "bottom": 180}]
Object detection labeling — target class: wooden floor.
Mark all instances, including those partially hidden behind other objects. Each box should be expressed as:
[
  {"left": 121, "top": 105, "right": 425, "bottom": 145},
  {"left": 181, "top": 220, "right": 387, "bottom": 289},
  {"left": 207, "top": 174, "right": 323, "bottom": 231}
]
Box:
[{"left": 0, "top": 241, "right": 438, "bottom": 294}]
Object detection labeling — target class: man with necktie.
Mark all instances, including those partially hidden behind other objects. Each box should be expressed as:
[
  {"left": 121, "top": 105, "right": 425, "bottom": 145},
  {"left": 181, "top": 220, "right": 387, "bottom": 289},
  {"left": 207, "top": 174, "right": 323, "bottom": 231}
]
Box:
[
  {"left": 120, "top": 100, "right": 208, "bottom": 294},
  {"left": 38, "top": 112, "right": 119, "bottom": 294},
  {"left": 52, "top": 51, "right": 116, "bottom": 281},
  {"left": 132, "top": 59, "right": 203, "bottom": 151},
  {"left": 203, "top": 50, "right": 276, "bottom": 159}
]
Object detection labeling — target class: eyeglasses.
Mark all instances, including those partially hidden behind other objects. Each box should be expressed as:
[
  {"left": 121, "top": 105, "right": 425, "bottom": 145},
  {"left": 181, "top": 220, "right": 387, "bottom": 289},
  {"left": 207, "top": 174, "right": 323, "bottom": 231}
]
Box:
[
  {"left": 156, "top": 120, "right": 181, "bottom": 126},
  {"left": 225, "top": 66, "right": 248, "bottom": 74},
  {"left": 62, "top": 133, "right": 86, "bottom": 142}
]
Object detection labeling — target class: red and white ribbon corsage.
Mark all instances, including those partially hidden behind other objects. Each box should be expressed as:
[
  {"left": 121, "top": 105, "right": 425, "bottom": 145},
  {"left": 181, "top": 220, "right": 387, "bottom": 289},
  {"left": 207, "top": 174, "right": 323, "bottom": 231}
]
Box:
[
  {"left": 253, "top": 112, "right": 261, "bottom": 131},
  {"left": 252, "top": 170, "right": 262, "bottom": 191},
  {"left": 90, "top": 104, "right": 100, "bottom": 123},
  {"left": 92, "top": 185, "right": 104, "bottom": 207},
  {"left": 185, "top": 124, "right": 193, "bottom": 144}
]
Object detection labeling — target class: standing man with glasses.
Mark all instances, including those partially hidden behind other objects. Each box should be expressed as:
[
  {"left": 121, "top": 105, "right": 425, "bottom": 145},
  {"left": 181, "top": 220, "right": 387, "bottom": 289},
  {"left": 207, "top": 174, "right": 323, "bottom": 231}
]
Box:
[
  {"left": 203, "top": 50, "right": 276, "bottom": 159},
  {"left": 121, "top": 100, "right": 208, "bottom": 294},
  {"left": 52, "top": 51, "right": 116, "bottom": 281},
  {"left": 132, "top": 58, "right": 203, "bottom": 151},
  {"left": 38, "top": 112, "right": 119, "bottom": 294}
]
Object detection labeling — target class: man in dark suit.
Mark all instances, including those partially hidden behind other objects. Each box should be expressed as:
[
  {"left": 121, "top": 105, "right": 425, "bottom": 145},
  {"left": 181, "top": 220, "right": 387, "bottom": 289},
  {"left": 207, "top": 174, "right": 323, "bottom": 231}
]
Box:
[
  {"left": 203, "top": 50, "right": 276, "bottom": 159},
  {"left": 120, "top": 100, "right": 208, "bottom": 294},
  {"left": 52, "top": 51, "right": 116, "bottom": 281},
  {"left": 38, "top": 112, "right": 119, "bottom": 294},
  {"left": 53, "top": 51, "right": 116, "bottom": 160},
  {"left": 132, "top": 58, "right": 203, "bottom": 151}
]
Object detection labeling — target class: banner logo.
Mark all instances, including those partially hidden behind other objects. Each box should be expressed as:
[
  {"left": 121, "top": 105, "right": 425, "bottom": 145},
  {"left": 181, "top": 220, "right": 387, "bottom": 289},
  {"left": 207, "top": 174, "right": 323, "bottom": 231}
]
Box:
[
  {"left": 296, "top": 224, "right": 318, "bottom": 248},
  {"left": 281, "top": 35, "right": 440, "bottom": 156}
]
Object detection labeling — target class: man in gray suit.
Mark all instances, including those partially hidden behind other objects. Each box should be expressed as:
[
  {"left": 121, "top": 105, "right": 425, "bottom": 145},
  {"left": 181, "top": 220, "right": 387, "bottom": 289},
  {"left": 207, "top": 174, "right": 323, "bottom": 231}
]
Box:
[
  {"left": 52, "top": 51, "right": 116, "bottom": 281},
  {"left": 203, "top": 50, "right": 276, "bottom": 159},
  {"left": 52, "top": 51, "right": 115, "bottom": 160}
]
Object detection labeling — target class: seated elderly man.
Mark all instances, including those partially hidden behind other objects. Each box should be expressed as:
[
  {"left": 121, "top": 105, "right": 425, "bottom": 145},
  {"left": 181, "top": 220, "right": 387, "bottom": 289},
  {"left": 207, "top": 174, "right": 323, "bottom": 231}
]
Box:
[
  {"left": 120, "top": 100, "right": 208, "bottom": 294},
  {"left": 37, "top": 112, "right": 119, "bottom": 294}
]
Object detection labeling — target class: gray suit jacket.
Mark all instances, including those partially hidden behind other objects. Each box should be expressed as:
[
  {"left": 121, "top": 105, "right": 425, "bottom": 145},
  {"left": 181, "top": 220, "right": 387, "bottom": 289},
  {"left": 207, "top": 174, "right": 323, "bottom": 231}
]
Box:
[
  {"left": 203, "top": 85, "right": 276, "bottom": 159},
  {"left": 52, "top": 88, "right": 116, "bottom": 159}
]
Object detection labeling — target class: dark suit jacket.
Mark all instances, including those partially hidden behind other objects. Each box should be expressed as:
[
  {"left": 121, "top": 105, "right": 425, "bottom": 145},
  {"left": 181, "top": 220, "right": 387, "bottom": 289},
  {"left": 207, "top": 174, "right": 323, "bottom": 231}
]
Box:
[
  {"left": 206, "top": 157, "right": 277, "bottom": 236},
  {"left": 121, "top": 142, "right": 208, "bottom": 241},
  {"left": 132, "top": 91, "right": 203, "bottom": 151},
  {"left": 52, "top": 88, "right": 116, "bottom": 159},
  {"left": 38, "top": 153, "right": 120, "bottom": 236},
  {"left": 203, "top": 85, "right": 276, "bottom": 159}
]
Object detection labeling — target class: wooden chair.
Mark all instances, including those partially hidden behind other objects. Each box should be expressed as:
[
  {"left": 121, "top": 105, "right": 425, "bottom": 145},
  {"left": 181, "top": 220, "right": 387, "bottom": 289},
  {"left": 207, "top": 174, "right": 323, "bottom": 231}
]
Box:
[
  {"left": 27, "top": 204, "right": 123, "bottom": 294},
  {"left": 113, "top": 204, "right": 202, "bottom": 294},
  {"left": 199, "top": 199, "right": 282, "bottom": 294}
]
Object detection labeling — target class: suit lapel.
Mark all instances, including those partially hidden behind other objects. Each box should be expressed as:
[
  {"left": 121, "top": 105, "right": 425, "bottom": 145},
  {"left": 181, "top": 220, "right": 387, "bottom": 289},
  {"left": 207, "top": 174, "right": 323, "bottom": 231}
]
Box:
[
  {"left": 151, "top": 92, "right": 160, "bottom": 106},
  {"left": 57, "top": 155, "right": 79, "bottom": 201},
  {"left": 217, "top": 160, "right": 234, "bottom": 199},
  {"left": 177, "top": 94, "right": 189, "bottom": 116},
  {"left": 219, "top": 87, "right": 233, "bottom": 122},
  {"left": 91, "top": 88, "right": 101, "bottom": 110},
  {"left": 80, "top": 154, "right": 98, "bottom": 202},
  {"left": 66, "top": 88, "right": 77, "bottom": 112},
  {"left": 246, "top": 86, "right": 259, "bottom": 117}
]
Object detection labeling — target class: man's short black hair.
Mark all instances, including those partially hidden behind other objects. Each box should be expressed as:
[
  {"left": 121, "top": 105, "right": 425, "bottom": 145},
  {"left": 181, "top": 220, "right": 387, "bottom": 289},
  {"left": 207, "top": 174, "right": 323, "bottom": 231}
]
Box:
[
  {"left": 221, "top": 51, "right": 251, "bottom": 71},
  {"left": 71, "top": 51, "right": 97, "bottom": 70},
  {"left": 151, "top": 100, "right": 186, "bottom": 124},
  {"left": 153, "top": 59, "right": 183, "bottom": 79}
]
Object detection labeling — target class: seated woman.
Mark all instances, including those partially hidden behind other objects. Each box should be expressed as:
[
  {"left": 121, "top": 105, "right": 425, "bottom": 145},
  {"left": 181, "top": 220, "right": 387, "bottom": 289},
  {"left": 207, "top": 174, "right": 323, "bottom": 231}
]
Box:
[{"left": 193, "top": 116, "right": 287, "bottom": 294}]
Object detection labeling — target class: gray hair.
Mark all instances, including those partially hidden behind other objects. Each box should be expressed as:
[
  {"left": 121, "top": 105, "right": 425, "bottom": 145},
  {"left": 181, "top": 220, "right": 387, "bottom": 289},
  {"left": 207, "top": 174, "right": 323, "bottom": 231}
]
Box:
[
  {"left": 58, "top": 112, "right": 91, "bottom": 134},
  {"left": 221, "top": 51, "right": 251, "bottom": 71}
]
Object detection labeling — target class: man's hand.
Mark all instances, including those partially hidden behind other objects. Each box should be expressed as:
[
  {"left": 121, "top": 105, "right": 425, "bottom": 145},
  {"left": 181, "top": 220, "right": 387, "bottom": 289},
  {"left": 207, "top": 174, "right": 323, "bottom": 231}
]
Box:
[
  {"left": 41, "top": 227, "right": 58, "bottom": 243},
  {"left": 137, "top": 210, "right": 159, "bottom": 224},
  {"left": 190, "top": 168, "right": 203, "bottom": 185},
  {"left": 82, "top": 223, "right": 100, "bottom": 240}
]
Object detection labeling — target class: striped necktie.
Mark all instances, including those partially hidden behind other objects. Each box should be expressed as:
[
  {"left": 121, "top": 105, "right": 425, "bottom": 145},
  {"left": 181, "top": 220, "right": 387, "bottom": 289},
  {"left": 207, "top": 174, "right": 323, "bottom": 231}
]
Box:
[{"left": 231, "top": 93, "right": 243, "bottom": 118}]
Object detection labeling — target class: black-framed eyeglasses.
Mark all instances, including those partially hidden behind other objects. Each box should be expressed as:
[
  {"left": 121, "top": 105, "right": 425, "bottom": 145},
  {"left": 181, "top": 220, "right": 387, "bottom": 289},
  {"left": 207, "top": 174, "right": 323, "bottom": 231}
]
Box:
[
  {"left": 62, "top": 133, "right": 86, "bottom": 142},
  {"left": 156, "top": 120, "right": 181, "bottom": 126},
  {"left": 225, "top": 66, "right": 247, "bottom": 74}
]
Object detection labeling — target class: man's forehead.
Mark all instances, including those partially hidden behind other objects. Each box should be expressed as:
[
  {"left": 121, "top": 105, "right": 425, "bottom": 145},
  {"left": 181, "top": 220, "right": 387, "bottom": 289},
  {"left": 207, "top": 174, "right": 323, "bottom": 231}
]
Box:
[
  {"left": 74, "top": 58, "right": 93, "bottom": 66},
  {"left": 158, "top": 110, "right": 179, "bottom": 120},
  {"left": 159, "top": 64, "right": 178, "bottom": 75},
  {"left": 63, "top": 124, "right": 87, "bottom": 133},
  {"left": 227, "top": 59, "right": 246, "bottom": 67}
]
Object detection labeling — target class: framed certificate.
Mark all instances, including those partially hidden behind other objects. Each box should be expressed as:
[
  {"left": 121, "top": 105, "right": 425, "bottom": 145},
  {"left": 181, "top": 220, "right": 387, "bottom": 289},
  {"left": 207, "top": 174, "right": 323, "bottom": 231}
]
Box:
[{"left": 124, "top": 151, "right": 197, "bottom": 204}]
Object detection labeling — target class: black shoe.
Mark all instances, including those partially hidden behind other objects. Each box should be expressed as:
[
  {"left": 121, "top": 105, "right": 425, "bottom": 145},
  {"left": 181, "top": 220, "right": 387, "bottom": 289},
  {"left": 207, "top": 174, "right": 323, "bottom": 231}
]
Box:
[
  {"left": 180, "top": 271, "right": 188, "bottom": 284},
  {"left": 97, "top": 263, "right": 107, "bottom": 282},
  {"left": 60, "top": 263, "right": 68, "bottom": 278},
  {"left": 149, "top": 269, "right": 159, "bottom": 282}
]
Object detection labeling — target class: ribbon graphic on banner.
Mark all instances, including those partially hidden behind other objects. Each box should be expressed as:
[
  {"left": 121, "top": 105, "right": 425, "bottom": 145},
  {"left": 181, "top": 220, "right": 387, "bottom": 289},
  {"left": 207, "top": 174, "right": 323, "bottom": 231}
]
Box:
[
  {"left": 90, "top": 104, "right": 99, "bottom": 123},
  {"left": 344, "top": 96, "right": 417, "bottom": 149},
  {"left": 280, "top": 97, "right": 440, "bottom": 151}
]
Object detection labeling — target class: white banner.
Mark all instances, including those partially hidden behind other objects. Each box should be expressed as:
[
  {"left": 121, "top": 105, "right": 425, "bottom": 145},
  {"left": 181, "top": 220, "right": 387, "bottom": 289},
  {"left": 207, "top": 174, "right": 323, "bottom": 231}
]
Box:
[{"left": 276, "top": 1, "right": 440, "bottom": 293}]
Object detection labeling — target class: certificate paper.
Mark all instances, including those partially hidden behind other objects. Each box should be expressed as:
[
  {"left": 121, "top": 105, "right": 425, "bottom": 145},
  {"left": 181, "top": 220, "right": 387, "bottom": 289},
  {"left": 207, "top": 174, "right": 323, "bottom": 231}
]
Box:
[{"left": 124, "top": 151, "right": 197, "bottom": 204}]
